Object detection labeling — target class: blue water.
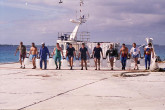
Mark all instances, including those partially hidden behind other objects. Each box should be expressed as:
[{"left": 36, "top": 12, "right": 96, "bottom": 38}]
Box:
[
  {"left": 0, "top": 45, "right": 165, "bottom": 63},
  {"left": 0, "top": 45, "right": 55, "bottom": 63}
]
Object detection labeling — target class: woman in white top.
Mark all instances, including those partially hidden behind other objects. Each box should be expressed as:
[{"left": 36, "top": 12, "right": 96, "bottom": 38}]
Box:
[{"left": 130, "top": 43, "right": 141, "bottom": 70}]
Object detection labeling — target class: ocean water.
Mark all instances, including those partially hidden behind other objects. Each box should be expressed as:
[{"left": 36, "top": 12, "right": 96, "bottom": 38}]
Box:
[
  {"left": 0, "top": 45, "right": 54, "bottom": 63},
  {"left": 0, "top": 45, "right": 165, "bottom": 63}
]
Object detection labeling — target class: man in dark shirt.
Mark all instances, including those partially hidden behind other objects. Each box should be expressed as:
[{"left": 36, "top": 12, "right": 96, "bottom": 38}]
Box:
[
  {"left": 78, "top": 43, "right": 90, "bottom": 70},
  {"left": 66, "top": 43, "right": 76, "bottom": 70},
  {"left": 92, "top": 43, "right": 103, "bottom": 70},
  {"left": 106, "top": 44, "right": 118, "bottom": 70},
  {"left": 39, "top": 42, "right": 50, "bottom": 70},
  {"left": 15, "top": 42, "right": 26, "bottom": 69}
]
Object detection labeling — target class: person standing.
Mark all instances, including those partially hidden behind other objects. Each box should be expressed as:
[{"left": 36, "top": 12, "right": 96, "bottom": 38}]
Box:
[
  {"left": 78, "top": 43, "right": 90, "bottom": 70},
  {"left": 119, "top": 43, "right": 128, "bottom": 70},
  {"left": 130, "top": 43, "right": 141, "bottom": 70},
  {"left": 53, "top": 43, "right": 64, "bottom": 70},
  {"left": 106, "top": 44, "right": 118, "bottom": 70},
  {"left": 66, "top": 43, "right": 76, "bottom": 70},
  {"left": 15, "top": 42, "right": 26, "bottom": 69},
  {"left": 29, "top": 42, "right": 38, "bottom": 69},
  {"left": 144, "top": 43, "right": 154, "bottom": 70},
  {"left": 39, "top": 42, "right": 50, "bottom": 70},
  {"left": 93, "top": 43, "right": 103, "bottom": 70}
]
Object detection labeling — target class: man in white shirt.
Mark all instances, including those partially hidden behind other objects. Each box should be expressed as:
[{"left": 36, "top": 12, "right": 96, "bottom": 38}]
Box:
[{"left": 130, "top": 43, "right": 141, "bottom": 70}]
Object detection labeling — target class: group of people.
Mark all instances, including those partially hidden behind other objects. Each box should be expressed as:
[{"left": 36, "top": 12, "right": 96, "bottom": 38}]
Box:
[{"left": 15, "top": 41, "right": 154, "bottom": 70}]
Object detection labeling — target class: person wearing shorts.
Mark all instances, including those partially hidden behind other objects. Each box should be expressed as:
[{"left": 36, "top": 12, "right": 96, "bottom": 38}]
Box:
[
  {"left": 130, "top": 43, "right": 141, "bottom": 70},
  {"left": 66, "top": 43, "right": 76, "bottom": 70},
  {"left": 78, "top": 43, "right": 90, "bottom": 70},
  {"left": 29, "top": 42, "right": 38, "bottom": 69},
  {"left": 106, "top": 44, "right": 118, "bottom": 70},
  {"left": 93, "top": 43, "right": 103, "bottom": 70},
  {"left": 15, "top": 42, "right": 26, "bottom": 69}
]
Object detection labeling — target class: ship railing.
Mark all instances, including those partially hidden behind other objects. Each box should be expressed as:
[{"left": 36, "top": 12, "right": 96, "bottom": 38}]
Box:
[{"left": 58, "top": 31, "right": 90, "bottom": 42}]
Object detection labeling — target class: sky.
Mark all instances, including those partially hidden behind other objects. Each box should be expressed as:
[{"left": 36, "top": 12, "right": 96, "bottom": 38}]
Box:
[{"left": 0, "top": 0, "right": 165, "bottom": 45}]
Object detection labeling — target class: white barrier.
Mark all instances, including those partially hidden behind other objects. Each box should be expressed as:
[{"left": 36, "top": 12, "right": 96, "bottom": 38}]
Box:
[
  {"left": 24, "top": 58, "right": 30, "bottom": 65},
  {"left": 126, "top": 59, "right": 131, "bottom": 68},
  {"left": 36, "top": 59, "right": 40, "bottom": 68},
  {"left": 74, "top": 60, "right": 80, "bottom": 67},
  {"left": 101, "top": 59, "right": 108, "bottom": 67},
  {"left": 115, "top": 60, "right": 122, "bottom": 68},
  {"left": 61, "top": 59, "right": 68, "bottom": 67},
  {"left": 89, "top": 59, "right": 95, "bottom": 67},
  {"left": 140, "top": 58, "right": 145, "bottom": 66},
  {"left": 48, "top": 58, "right": 55, "bottom": 67},
  {"left": 151, "top": 58, "right": 159, "bottom": 70}
]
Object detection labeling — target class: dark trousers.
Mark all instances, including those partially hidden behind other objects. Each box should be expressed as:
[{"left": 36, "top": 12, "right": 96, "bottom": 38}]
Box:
[
  {"left": 145, "top": 55, "right": 151, "bottom": 69},
  {"left": 121, "top": 57, "right": 127, "bottom": 69},
  {"left": 40, "top": 58, "right": 47, "bottom": 69}
]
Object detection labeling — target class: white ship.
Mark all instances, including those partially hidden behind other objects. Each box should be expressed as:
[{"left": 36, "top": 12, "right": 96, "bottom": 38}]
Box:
[
  {"left": 57, "top": 0, "right": 120, "bottom": 58},
  {"left": 56, "top": 0, "right": 157, "bottom": 70}
]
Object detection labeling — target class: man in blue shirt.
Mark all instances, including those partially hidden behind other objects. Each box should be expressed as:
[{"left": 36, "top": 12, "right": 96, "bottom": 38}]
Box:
[{"left": 39, "top": 42, "right": 50, "bottom": 70}]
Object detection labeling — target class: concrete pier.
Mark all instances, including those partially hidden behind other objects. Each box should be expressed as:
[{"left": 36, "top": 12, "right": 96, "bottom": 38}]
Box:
[{"left": 0, "top": 63, "right": 165, "bottom": 110}]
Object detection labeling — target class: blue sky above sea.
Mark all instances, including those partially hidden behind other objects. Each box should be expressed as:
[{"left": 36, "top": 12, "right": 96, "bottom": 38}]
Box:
[{"left": 0, "top": 0, "right": 165, "bottom": 45}]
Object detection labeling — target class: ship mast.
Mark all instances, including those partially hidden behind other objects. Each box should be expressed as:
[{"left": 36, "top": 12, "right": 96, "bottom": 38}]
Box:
[{"left": 69, "top": 0, "right": 88, "bottom": 41}]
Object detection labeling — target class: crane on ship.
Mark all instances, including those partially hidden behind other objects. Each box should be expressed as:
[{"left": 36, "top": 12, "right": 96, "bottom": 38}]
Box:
[
  {"left": 57, "top": 0, "right": 89, "bottom": 41},
  {"left": 59, "top": 0, "right": 63, "bottom": 4}
]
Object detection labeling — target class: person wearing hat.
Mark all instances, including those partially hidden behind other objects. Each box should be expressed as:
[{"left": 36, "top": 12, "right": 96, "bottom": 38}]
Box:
[
  {"left": 39, "top": 42, "right": 50, "bottom": 70},
  {"left": 66, "top": 43, "right": 76, "bottom": 70},
  {"left": 144, "top": 43, "right": 154, "bottom": 70},
  {"left": 92, "top": 43, "right": 103, "bottom": 70}
]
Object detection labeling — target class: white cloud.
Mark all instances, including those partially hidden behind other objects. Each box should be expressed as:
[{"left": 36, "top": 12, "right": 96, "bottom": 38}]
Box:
[{"left": 0, "top": 0, "right": 165, "bottom": 45}]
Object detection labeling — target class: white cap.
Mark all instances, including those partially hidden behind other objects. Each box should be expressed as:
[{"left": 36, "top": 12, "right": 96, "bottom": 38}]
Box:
[{"left": 41, "top": 42, "right": 45, "bottom": 45}]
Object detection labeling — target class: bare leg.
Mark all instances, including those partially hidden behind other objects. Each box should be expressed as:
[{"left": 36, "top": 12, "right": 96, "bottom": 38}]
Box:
[
  {"left": 32, "top": 58, "right": 34, "bottom": 67},
  {"left": 134, "top": 58, "right": 138, "bottom": 69},
  {"left": 71, "top": 57, "right": 73, "bottom": 67},
  {"left": 19, "top": 58, "right": 22, "bottom": 66},
  {"left": 32, "top": 57, "right": 36, "bottom": 68},
  {"left": 94, "top": 58, "right": 97, "bottom": 70},
  {"left": 69, "top": 58, "right": 71, "bottom": 66},
  {"left": 22, "top": 57, "right": 25, "bottom": 68},
  {"left": 98, "top": 59, "right": 100, "bottom": 70},
  {"left": 81, "top": 60, "right": 83, "bottom": 70},
  {"left": 69, "top": 57, "right": 72, "bottom": 70},
  {"left": 110, "top": 58, "right": 114, "bottom": 70},
  {"left": 84, "top": 60, "right": 87, "bottom": 70}
]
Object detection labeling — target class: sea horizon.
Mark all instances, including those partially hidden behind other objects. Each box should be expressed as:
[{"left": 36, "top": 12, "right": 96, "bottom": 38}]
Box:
[
  {"left": 0, "top": 44, "right": 165, "bottom": 46},
  {"left": 0, "top": 44, "right": 165, "bottom": 63}
]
